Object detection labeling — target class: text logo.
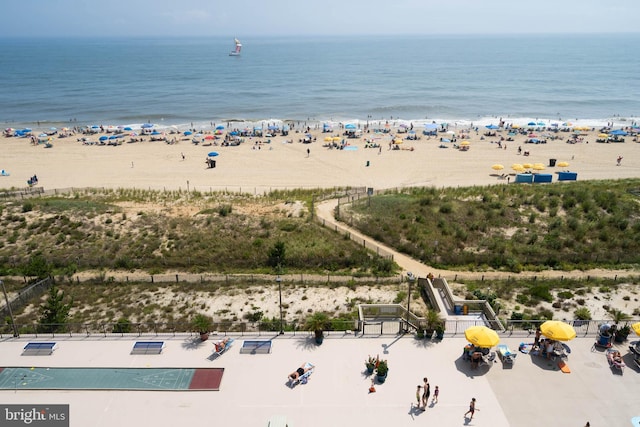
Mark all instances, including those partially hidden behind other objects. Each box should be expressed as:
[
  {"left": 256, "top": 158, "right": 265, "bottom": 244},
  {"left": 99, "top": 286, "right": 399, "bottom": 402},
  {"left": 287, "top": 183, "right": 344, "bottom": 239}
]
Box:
[{"left": 1, "top": 405, "right": 69, "bottom": 426}]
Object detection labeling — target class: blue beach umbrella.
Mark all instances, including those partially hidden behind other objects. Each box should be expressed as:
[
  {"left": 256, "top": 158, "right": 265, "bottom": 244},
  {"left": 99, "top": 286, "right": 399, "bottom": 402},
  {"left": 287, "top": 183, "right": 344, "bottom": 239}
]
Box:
[
  {"left": 215, "top": 125, "right": 225, "bottom": 130},
  {"left": 124, "top": 127, "right": 132, "bottom": 131},
  {"left": 99, "top": 136, "right": 108, "bottom": 141},
  {"left": 230, "top": 131, "right": 239, "bottom": 136},
  {"left": 208, "top": 152, "right": 219, "bottom": 157},
  {"left": 108, "top": 135, "right": 117, "bottom": 140},
  {"left": 183, "top": 131, "right": 192, "bottom": 136},
  {"left": 345, "top": 123, "right": 357, "bottom": 130},
  {"left": 527, "top": 122, "right": 537, "bottom": 126},
  {"left": 610, "top": 129, "right": 628, "bottom": 136},
  {"left": 424, "top": 123, "right": 437, "bottom": 129},
  {"left": 486, "top": 124, "right": 499, "bottom": 130},
  {"left": 141, "top": 123, "right": 154, "bottom": 129},
  {"left": 151, "top": 131, "right": 161, "bottom": 135}
]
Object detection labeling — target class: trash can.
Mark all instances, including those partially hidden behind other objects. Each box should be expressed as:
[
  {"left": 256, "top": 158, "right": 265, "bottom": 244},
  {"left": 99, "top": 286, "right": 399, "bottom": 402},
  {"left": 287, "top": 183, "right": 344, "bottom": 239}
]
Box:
[
  {"left": 463, "top": 305, "right": 469, "bottom": 315},
  {"left": 597, "top": 334, "right": 610, "bottom": 346},
  {"left": 549, "top": 158, "right": 556, "bottom": 167},
  {"left": 454, "top": 305, "right": 462, "bottom": 315}
]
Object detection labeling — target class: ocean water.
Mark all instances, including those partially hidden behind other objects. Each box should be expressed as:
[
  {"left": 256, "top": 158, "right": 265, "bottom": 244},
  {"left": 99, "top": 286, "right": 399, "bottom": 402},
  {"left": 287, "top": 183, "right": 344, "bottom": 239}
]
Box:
[{"left": 1, "top": 34, "right": 639, "bottom": 130}]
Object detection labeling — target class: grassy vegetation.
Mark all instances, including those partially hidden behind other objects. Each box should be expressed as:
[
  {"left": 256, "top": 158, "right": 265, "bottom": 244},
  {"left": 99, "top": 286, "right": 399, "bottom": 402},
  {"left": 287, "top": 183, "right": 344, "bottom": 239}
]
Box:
[
  {"left": 345, "top": 179, "right": 640, "bottom": 272},
  {"left": 0, "top": 188, "right": 395, "bottom": 277}
]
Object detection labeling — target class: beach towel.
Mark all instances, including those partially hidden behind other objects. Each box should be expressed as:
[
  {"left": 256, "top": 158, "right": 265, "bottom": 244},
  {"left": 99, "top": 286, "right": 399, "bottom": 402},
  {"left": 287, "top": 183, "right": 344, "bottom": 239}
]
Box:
[{"left": 558, "top": 360, "right": 571, "bottom": 373}]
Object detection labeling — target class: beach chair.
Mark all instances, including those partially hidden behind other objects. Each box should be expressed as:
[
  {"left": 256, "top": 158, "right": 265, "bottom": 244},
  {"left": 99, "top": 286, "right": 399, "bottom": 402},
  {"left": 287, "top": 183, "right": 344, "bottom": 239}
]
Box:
[
  {"left": 606, "top": 348, "right": 625, "bottom": 373},
  {"left": 497, "top": 344, "right": 517, "bottom": 365},
  {"left": 213, "top": 338, "right": 235, "bottom": 357},
  {"left": 288, "top": 362, "right": 314, "bottom": 387}
]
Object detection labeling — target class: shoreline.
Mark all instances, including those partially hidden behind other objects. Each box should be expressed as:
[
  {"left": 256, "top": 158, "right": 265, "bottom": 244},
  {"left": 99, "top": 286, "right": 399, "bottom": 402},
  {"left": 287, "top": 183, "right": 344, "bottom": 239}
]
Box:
[{"left": 3, "top": 115, "right": 639, "bottom": 133}]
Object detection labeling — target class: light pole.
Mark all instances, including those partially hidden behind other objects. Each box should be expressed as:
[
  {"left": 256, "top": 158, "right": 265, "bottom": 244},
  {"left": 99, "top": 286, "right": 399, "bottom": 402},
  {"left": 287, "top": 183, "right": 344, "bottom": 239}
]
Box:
[
  {"left": 276, "top": 275, "right": 284, "bottom": 335},
  {"left": 406, "top": 273, "right": 415, "bottom": 333},
  {"left": 1, "top": 279, "right": 19, "bottom": 337}
]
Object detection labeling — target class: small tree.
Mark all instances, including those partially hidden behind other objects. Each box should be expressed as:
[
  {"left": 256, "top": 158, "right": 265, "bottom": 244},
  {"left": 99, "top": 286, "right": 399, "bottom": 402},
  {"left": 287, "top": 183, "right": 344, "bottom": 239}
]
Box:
[
  {"left": 38, "top": 285, "right": 73, "bottom": 333},
  {"left": 267, "top": 241, "right": 286, "bottom": 268}
]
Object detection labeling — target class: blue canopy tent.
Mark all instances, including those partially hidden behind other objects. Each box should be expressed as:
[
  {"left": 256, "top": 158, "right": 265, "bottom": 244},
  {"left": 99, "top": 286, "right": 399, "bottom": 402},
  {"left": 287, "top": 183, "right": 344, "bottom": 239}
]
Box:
[{"left": 486, "top": 124, "right": 499, "bottom": 130}]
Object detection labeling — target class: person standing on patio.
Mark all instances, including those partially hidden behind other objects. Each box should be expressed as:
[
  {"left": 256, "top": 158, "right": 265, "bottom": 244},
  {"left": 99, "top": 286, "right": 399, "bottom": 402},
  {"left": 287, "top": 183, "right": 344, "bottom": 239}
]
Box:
[{"left": 464, "top": 397, "right": 478, "bottom": 420}]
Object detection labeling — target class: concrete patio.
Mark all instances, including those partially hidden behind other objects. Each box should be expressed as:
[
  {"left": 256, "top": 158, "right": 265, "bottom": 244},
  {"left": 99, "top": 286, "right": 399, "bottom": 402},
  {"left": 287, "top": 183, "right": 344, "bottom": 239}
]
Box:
[{"left": 1, "top": 333, "right": 638, "bottom": 427}]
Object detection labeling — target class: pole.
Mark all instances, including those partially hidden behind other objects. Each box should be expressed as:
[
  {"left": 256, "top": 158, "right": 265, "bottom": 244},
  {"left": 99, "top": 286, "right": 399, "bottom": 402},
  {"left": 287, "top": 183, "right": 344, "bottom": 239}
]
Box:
[
  {"left": 405, "top": 274, "right": 415, "bottom": 333},
  {"left": 276, "top": 275, "right": 284, "bottom": 335},
  {"left": 1, "top": 279, "right": 19, "bottom": 337}
]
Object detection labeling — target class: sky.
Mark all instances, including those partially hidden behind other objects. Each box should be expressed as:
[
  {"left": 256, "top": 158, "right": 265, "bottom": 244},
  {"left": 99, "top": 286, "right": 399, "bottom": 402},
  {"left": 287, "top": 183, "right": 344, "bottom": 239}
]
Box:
[{"left": 1, "top": 0, "right": 639, "bottom": 38}]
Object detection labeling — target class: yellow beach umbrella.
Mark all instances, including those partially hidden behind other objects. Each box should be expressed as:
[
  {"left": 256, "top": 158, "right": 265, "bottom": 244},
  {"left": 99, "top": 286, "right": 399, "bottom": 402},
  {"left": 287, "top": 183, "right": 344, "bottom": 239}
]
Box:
[
  {"left": 460, "top": 140, "right": 470, "bottom": 146},
  {"left": 394, "top": 139, "right": 403, "bottom": 144},
  {"left": 511, "top": 163, "right": 524, "bottom": 172},
  {"left": 464, "top": 325, "right": 500, "bottom": 348},
  {"left": 632, "top": 322, "right": 640, "bottom": 336},
  {"left": 598, "top": 133, "right": 609, "bottom": 138},
  {"left": 324, "top": 136, "right": 333, "bottom": 142},
  {"left": 533, "top": 163, "right": 545, "bottom": 171},
  {"left": 540, "top": 320, "right": 576, "bottom": 341},
  {"left": 332, "top": 136, "right": 341, "bottom": 142},
  {"left": 522, "top": 163, "right": 533, "bottom": 169},
  {"left": 491, "top": 164, "right": 504, "bottom": 171},
  {"left": 511, "top": 124, "right": 520, "bottom": 129},
  {"left": 556, "top": 161, "right": 569, "bottom": 168}
]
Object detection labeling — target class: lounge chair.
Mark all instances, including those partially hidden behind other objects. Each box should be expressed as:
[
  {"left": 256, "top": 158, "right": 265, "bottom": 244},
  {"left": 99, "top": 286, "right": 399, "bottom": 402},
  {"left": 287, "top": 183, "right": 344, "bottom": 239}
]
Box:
[
  {"left": 606, "top": 348, "right": 625, "bottom": 373},
  {"left": 288, "top": 362, "right": 314, "bottom": 387},
  {"left": 497, "top": 344, "right": 517, "bottom": 365},
  {"left": 213, "top": 338, "right": 235, "bottom": 357}
]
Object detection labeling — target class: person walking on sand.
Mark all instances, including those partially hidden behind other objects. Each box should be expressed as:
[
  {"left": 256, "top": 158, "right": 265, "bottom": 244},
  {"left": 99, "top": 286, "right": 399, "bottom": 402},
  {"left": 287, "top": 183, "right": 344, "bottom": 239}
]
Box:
[
  {"left": 181, "top": 152, "right": 185, "bottom": 161},
  {"left": 307, "top": 148, "right": 310, "bottom": 158},
  {"left": 432, "top": 385, "right": 439, "bottom": 404},
  {"left": 422, "top": 377, "right": 430, "bottom": 409},
  {"left": 415, "top": 385, "right": 423, "bottom": 410},
  {"left": 617, "top": 155, "right": 623, "bottom": 166},
  {"left": 464, "top": 397, "right": 478, "bottom": 420}
]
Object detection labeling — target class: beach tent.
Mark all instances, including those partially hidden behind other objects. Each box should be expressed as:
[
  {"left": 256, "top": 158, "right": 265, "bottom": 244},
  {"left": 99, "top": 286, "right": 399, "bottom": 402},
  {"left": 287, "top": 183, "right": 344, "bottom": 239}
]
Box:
[{"left": 141, "top": 123, "right": 154, "bottom": 129}]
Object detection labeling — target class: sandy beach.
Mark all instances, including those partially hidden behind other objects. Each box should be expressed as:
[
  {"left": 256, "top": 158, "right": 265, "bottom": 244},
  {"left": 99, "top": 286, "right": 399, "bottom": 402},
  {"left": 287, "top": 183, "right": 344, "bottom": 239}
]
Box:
[{"left": 1, "top": 123, "right": 638, "bottom": 193}]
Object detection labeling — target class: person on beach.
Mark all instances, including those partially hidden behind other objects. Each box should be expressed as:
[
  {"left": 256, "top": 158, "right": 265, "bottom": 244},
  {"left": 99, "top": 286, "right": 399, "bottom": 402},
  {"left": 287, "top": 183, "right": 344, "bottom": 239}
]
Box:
[
  {"left": 416, "top": 385, "right": 422, "bottom": 409},
  {"left": 181, "top": 153, "right": 185, "bottom": 160},
  {"left": 464, "top": 397, "right": 477, "bottom": 419},
  {"left": 422, "top": 377, "right": 430, "bottom": 409},
  {"left": 307, "top": 148, "right": 310, "bottom": 157},
  {"left": 617, "top": 156, "right": 623, "bottom": 166},
  {"left": 432, "top": 385, "right": 439, "bottom": 404}
]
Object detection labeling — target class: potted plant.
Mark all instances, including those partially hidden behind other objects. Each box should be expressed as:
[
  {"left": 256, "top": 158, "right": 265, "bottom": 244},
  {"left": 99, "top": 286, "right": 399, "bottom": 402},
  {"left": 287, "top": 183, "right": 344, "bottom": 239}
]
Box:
[
  {"left": 614, "top": 324, "right": 631, "bottom": 343},
  {"left": 435, "top": 322, "right": 446, "bottom": 340},
  {"left": 375, "top": 359, "right": 388, "bottom": 383},
  {"left": 305, "top": 312, "right": 330, "bottom": 345},
  {"left": 424, "top": 309, "right": 442, "bottom": 339},
  {"left": 192, "top": 313, "right": 213, "bottom": 341},
  {"left": 610, "top": 309, "right": 631, "bottom": 343},
  {"left": 416, "top": 327, "right": 425, "bottom": 339},
  {"left": 365, "top": 355, "right": 379, "bottom": 375}
]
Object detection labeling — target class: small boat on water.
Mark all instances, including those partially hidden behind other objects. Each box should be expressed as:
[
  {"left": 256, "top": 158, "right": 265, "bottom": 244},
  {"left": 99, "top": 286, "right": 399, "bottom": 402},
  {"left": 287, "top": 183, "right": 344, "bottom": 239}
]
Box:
[{"left": 229, "top": 38, "right": 242, "bottom": 56}]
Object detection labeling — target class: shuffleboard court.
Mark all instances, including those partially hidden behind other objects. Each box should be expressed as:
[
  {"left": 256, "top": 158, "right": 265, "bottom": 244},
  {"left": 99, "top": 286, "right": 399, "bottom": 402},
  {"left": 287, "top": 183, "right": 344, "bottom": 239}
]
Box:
[{"left": 0, "top": 367, "right": 224, "bottom": 391}]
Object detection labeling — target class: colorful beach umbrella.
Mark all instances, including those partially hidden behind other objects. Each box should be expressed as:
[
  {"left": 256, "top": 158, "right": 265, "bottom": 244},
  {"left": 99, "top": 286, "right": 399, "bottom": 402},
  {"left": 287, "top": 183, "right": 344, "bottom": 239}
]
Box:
[
  {"left": 491, "top": 164, "right": 504, "bottom": 171},
  {"left": 632, "top": 322, "right": 640, "bottom": 337},
  {"left": 464, "top": 325, "right": 500, "bottom": 348},
  {"left": 460, "top": 140, "right": 470, "bottom": 146},
  {"left": 532, "top": 163, "right": 545, "bottom": 171},
  {"left": 522, "top": 163, "right": 533, "bottom": 169},
  {"left": 540, "top": 320, "right": 576, "bottom": 341},
  {"left": 556, "top": 161, "right": 569, "bottom": 168},
  {"left": 207, "top": 152, "right": 219, "bottom": 157},
  {"left": 511, "top": 163, "right": 524, "bottom": 172}
]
